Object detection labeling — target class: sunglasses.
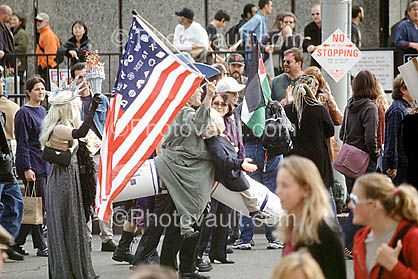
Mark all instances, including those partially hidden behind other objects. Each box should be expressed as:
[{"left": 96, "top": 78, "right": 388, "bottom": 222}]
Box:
[
  {"left": 283, "top": 60, "right": 294, "bottom": 64},
  {"left": 349, "top": 193, "right": 370, "bottom": 207},
  {"left": 312, "top": 13, "right": 320, "bottom": 16},
  {"left": 213, "top": 101, "right": 227, "bottom": 107}
]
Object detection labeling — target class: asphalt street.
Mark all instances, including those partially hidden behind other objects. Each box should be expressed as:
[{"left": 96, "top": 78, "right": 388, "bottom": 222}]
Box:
[{"left": 2, "top": 234, "right": 353, "bottom": 279}]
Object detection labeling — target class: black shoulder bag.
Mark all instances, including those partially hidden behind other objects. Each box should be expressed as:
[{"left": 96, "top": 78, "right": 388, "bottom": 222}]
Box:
[{"left": 261, "top": 101, "right": 294, "bottom": 157}]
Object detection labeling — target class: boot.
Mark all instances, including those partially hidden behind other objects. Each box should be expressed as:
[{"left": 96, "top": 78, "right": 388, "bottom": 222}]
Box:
[
  {"left": 112, "top": 231, "right": 134, "bottom": 263},
  {"left": 179, "top": 232, "right": 201, "bottom": 275},
  {"left": 196, "top": 257, "right": 212, "bottom": 272}
]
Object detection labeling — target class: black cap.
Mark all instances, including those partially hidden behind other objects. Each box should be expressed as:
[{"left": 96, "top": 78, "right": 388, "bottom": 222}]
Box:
[{"left": 175, "top": 8, "right": 194, "bottom": 20}]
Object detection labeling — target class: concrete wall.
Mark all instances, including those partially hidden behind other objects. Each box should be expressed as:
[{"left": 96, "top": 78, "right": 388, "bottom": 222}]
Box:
[
  {"left": 5, "top": 0, "right": 398, "bottom": 53},
  {"left": 3, "top": 0, "right": 403, "bottom": 92}
]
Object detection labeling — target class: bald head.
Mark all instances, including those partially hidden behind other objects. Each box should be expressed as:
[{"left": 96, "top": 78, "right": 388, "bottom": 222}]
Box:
[
  {"left": 311, "top": 4, "right": 321, "bottom": 25},
  {"left": 0, "top": 5, "right": 12, "bottom": 24}
]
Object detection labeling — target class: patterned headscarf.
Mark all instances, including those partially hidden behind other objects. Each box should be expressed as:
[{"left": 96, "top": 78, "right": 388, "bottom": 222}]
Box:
[{"left": 292, "top": 75, "right": 320, "bottom": 127}]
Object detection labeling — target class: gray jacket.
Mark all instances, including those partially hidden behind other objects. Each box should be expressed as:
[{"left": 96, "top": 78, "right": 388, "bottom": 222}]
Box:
[{"left": 340, "top": 97, "right": 379, "bottom": 160}]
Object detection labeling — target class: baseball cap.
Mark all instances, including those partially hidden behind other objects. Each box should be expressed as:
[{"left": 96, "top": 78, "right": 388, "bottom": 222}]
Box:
[
  {"left": 227, "top": 54, "right": 245, "bottom": 66},
  {"left": 175, "top": 8, "right": 194, "bottom": 20},
  {"left": 216, "top": 77, "right": 245, "bottom": 93},
  {"left": 35, "top": 12, "right": 49, "bottom": 22}
]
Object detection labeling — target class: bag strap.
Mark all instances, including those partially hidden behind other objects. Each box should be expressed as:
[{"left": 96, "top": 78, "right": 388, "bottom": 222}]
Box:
[
  {"left": 342, "top": 109, "right": 348, "bottom": 143},
  {"left": 377, "top": 223, "right": 415, "bottom": 278},
  {"left": 24, "top": 181, "right": 36, "bottom": 197}
]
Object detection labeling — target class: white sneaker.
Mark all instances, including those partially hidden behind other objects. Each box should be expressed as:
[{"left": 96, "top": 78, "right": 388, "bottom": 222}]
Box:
[
  {"left": 232, "top": 240, "right": 252, "bottom": 250},
  {"left": 266, "top": 241, "right": 285, "bottom": 249}
]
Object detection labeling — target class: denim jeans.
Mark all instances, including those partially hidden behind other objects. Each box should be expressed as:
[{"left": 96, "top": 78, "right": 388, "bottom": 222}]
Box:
[
  {"left": 239, "top": 143, "right": 282, "bottom": 243},
  {"left": 0, "top": 182, "right": 23, "bottom": 238}
]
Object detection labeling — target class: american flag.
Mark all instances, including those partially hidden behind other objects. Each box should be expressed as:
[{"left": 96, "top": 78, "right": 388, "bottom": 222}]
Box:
[{"left": 96, "top": 15, "right": 204, "bottom": 221}]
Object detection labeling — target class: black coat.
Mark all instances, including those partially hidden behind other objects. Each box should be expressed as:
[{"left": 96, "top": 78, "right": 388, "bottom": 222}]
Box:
[
  {"left": 0, "top": 115, "right": 16, "bottom": 183},
  {"left": 295, "top": 220, "right": 347, "bottom": 279},
  {"left": 57, "top": 36, "right": 92, "bottom": 66},
  {"left": 205, "top": 136, "right": 249, "bottom": 192},
  {"left": 403, "top": 113, "right": 418, "bottom": 189},
  {"left": 302, "top": 21, "right": 321, "bottom": 67},
  {"left": 0, "top": 22, "right": 14, "bottom": 67},
  {"left": 285, "top": 102, "right": 335, "bottom": 189}
]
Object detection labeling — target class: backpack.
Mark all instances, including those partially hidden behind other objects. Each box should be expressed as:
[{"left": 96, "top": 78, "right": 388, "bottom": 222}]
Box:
[
  {"left": 226, "top": 24, "right": 240, "bottom": 47},
  {"left": 262, "top": 101, "right": 294, "bottom": 157}
]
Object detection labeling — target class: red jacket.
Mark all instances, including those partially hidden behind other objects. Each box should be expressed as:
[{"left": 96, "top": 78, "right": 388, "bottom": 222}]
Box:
[{"left": 353, "top": 220, "right": 418, "bottom": 279}]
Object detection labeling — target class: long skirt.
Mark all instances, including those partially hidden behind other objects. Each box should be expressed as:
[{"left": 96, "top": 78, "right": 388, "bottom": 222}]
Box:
[{"left": 45, "top": 156, "right": 97, "bottom": 279}]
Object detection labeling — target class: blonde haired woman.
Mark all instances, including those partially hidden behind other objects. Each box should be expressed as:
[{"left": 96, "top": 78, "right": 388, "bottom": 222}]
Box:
[
  {"left": 351, "top": 173, "right": 418, "bottom": 279},
  {"left": 276, "top": 155, "right": 346, "bottom": 279},
  {"left": 40, "top": 90, "right": 100, "bottom": 279},
  {"left": 284, "top": 75, "right": 335, "bottom": 189},
  {"left": 271, "top": 249, "right": 325, "bottom": 279}
]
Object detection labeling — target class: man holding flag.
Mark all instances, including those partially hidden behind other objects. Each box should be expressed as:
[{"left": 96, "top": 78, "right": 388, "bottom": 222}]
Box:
[
  {"left": 233, "top": 34, "right": 284, "bottom": 250},
  {"left": 97, "top": 12, "right": 217, "bottom": 278}
]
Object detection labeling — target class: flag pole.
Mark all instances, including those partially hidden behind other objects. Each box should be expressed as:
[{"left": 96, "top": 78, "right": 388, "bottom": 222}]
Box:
[{"left": 131, "top": 10, "right": 210, "bottom": 84}]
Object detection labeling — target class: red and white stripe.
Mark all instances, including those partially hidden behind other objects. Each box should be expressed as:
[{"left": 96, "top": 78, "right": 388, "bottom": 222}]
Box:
[{"left": 96, "top": 55, "right": 203, "bottom": 221}]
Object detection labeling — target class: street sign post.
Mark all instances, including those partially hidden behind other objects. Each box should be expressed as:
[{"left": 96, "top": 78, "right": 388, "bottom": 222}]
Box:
[{"left": 312, "top": 28, "right": 361, "bottom": 82}]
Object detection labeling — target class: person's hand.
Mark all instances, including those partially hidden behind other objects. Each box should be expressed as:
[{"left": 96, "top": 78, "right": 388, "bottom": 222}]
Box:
[
  {"left": 206, "top": 82, "right": 216, "bottom": 97},
  {"left": 92, "top": 93, "right": 102, "bottom": 105},
  {"left": 409, "top": 42, "right": 418, "bottom": 51},
  {"left": 386, "top": 169, "right": 397, "bottom": 179},
  {"left": 282, "top": 25, "right": 293, "bottom": 37},
  {"left": 24, "top": 169, "right": 36, "bottom": 182},
  {"left": 90, "top": 93, "right": 102, "bottom": 112},
  {"left": 68, "top": 50, "right": 78, "bottom": 59},
  {"left": 307, "top": 45, "right": 316, "bottom": 53},
  {"left": 0, "top": 50, "right": 5, "bottom": 59},
  {"left": 241, "top": 158, "right": 258, "bottom": 173},
  {"left": 376, "top": 240, "right": 402, "bottom": 271}
]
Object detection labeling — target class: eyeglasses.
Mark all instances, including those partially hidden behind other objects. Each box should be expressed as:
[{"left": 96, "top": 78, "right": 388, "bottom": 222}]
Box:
[
  {"left": 213, "top": 101, "right": 227, "bottom": 107},
  {"left": 311, "top": 13, "right": 320, "bottom": 16}
]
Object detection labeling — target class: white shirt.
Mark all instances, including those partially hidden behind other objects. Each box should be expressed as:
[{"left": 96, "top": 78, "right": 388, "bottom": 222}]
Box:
[{"left": 173, "top": 22, "right": 209, "bottom": 51}]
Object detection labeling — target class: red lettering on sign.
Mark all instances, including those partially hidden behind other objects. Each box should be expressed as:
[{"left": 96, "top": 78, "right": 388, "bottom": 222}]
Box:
[
  {"left": 332, "top": 34, "right": 345, "bottom": 42},
  {"left": 316, "top": 47, "right": 360, "bottom": 57}
]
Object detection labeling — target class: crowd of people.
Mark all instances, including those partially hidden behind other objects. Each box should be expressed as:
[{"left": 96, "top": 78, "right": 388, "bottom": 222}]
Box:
[{"left": 0, "top": 1, "right": 418, "bottom": 279}]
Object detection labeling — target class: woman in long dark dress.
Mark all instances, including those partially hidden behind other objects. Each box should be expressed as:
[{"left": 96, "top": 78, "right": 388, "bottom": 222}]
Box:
[
  {"left": 284, "top": 75, "right": 335, "bottom": 189},
  {"left": 39, "top": 88, "right": 99, "bottom": 279}
]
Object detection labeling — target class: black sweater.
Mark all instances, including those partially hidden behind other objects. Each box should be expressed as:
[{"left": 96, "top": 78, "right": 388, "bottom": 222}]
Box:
[{"left": 296, "top": 220, "right": 347, "bottom": 279}]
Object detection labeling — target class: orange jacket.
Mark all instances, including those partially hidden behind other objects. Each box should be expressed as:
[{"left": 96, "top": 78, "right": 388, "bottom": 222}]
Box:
[{"left": 36, "top": 25, "right": 60, "bottom": 69}]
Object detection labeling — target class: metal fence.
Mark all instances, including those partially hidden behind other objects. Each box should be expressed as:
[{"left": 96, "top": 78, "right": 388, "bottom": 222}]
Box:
[
  {"left": 4, "top": 52, "right": 121, "bottom": 106},
  {"left": 3, "top": 48, "right": 417, "bottom": 107}
]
